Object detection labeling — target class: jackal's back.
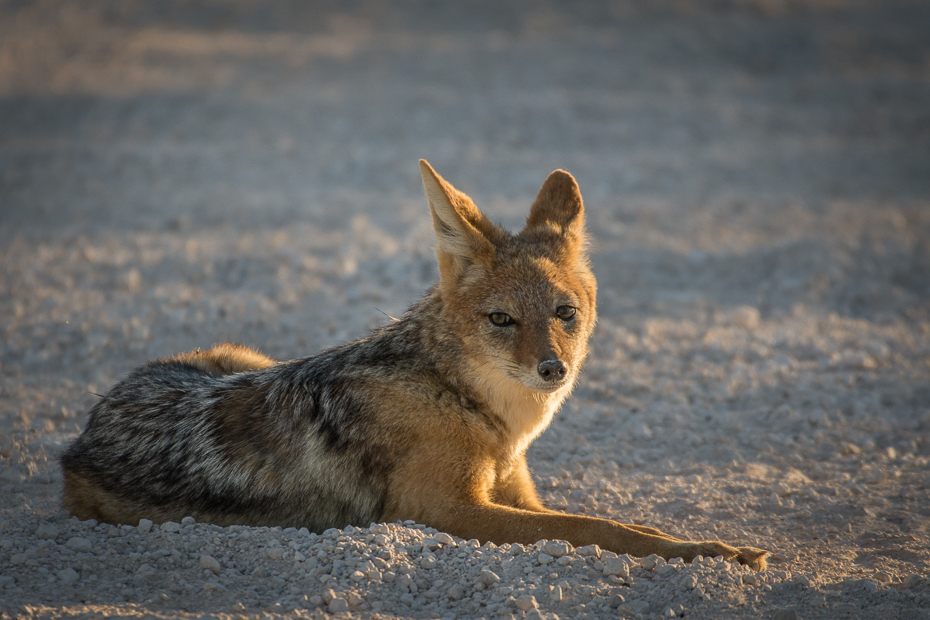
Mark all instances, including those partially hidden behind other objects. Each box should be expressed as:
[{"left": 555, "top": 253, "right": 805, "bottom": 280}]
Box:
[{"left": 61, "top": 331, "right": 420, "bottom": 529}]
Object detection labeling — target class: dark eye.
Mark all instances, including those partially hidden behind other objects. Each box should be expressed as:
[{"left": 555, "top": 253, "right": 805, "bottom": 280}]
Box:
[
  {"left": 489, "top": 312, "right": 514, "bottom": 326},
  {"left": 556, "top": 306, "right": 576, "bottom": 321}
]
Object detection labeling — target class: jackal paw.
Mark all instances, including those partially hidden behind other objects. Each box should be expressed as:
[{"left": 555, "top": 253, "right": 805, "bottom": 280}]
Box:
[{"left": 677, "top": 541, "right": 769, "bottom": 571}]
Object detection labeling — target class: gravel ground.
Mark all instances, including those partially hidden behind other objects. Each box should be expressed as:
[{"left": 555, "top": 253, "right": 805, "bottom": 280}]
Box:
[{"left": 2, "top": 1, "right": 930, "bottom": 619}]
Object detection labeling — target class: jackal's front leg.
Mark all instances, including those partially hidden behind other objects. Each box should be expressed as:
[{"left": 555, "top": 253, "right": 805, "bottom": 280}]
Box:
[{"left": 434, "top": 503, "right": 768, "bottom": 571}]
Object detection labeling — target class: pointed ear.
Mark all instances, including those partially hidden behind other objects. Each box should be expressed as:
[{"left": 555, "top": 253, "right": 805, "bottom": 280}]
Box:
[
  {"left": 419, "top": 160, "right": 497, "bottom": 280},
  {"left": 525, "top": 169, "right": 585, "bottom": 236}
]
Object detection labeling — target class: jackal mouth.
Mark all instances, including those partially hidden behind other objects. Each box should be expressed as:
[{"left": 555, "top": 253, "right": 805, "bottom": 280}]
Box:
[
  {"left": 526, "top": 380, "right": 569, "bottom": 393},
  {"left": 509, "top": 371, "right": 571, "bottom": 393}
]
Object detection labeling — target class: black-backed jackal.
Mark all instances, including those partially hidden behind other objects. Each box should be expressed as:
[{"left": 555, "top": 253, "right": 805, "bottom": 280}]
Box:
[{"left": 62, "top": 161, "right": 768, "bottom": 570}]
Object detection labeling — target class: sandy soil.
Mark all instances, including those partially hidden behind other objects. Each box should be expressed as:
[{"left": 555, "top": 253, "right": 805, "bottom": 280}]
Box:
[{"left": 1, "top": 1, "right": 929, "bottom": 618}]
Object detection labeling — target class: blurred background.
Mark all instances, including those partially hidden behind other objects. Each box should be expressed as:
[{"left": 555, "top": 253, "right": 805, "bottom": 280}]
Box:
[{"left": 1, "top": 0, "right": 928, "bottom": 428}]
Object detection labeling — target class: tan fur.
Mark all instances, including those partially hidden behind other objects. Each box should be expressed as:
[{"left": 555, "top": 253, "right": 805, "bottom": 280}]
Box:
[
  {"left": 173, "top": 343, "right": 276, "bottom": 374},
  {"left": 62, "top": 160, "right": 768, "bottom": 571}
]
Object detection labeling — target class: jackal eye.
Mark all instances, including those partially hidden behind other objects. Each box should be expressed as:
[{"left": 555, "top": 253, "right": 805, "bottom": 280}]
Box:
[
  {"left": 489, "top": 312, "right": 514, "bottom": 326},
  {"left": 555, "top": 306, "right": 576, "bottom": 321}
]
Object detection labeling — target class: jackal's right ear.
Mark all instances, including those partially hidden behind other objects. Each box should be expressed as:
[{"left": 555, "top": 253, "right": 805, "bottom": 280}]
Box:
[{"left": 419, "top": 160, "right": 497, "bottom": 279}]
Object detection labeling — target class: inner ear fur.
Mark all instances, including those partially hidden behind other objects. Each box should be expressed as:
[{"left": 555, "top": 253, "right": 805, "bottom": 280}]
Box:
[
  {"left": 525, "top": 169, "right": 585, "bottom": 236},
  {"left": 419, "top": 160, "right": 501, "bottom": 277}
]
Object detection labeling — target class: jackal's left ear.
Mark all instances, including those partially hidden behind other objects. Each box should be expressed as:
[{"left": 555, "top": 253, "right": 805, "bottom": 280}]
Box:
[
  {"left": 419, "top": 160, "right": 498, "bottom": 278},
  {"left": 525, "top": 169, "right": 585, "bottom": 238}
]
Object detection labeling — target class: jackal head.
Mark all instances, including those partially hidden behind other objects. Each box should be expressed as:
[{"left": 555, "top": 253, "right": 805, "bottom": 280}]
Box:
[{"left": 419, "top": 160, "right": 597, "bottom": 407}]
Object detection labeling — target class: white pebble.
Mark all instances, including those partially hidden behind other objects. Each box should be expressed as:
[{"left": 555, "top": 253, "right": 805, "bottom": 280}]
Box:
[
  {"left": 160, "top": 521, "right": 180, "bottom": 533},
  {"left": 516, "top": 595, "right": 538, "bottom": 611},
  {"left": 577, "top": 544, "right": 601, "bottom": 558},
  {"left": 603, "top": 557, "right": 630, "bottom": 578},
  {"left": 542, "top": 540, "right": 574, "bottom": 557},
  {"left": 137, "top": 519, "right": 153, "bottom": 533},
  {"left": 199, "top": 555, "right": 221, "bottom": 574},
  {"left": 480, "top": 569, "right": 501, "bottom": 585},
  {"left": 537, "top": 552, "right": 554, "bottom": 565},
  {"left": 57, "top": 568, "right": 79, "bottom": 584},
  {"left": 36, "top": 524, "right": 59, "bottom": 540},
  {"left": 683, "top": 574, "right": 699, "bottom": 590},
  {"left": 66, "top": 537, "right": 93, "bottom": 553}
]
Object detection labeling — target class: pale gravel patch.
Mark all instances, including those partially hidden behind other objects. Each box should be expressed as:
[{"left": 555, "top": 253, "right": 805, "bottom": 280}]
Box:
[{"left": 2, "top": 1, "right": 930, "bottom": 619}]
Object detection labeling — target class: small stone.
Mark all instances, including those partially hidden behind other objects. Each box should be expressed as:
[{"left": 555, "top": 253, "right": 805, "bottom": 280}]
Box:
[
  {"left": 516, "top": 596, "right": 538, "bottom": 611},
  {"left": 542, "top": 540, "right": 574, "bottom": 557},
  {"left": 137, "top": 519, "right": 153, "bottom": 533},
  {"left": 537, "top": 552, "right": 554, "bottom": 565},
  {"left": 447, "top": 584, "right": 465, "bottom": 600},
  {"left": 420, "top": 554, "right": 438, "bottom": 569},
  {"left": 577, "top": 544, "right": 601, "bottom": 558},
  {"left": 160, "top": 521, "right": 180, "bottom": 533},
  {"left": 266, "top": 547, "right": 285, "bottom": 560},
  {"left": 200, "top": 555, "right": 221, "bottom": 574},
  {"left": 346, "top": 593, "right": 365, "bottom": 609},
  {"left": 36, "top": 524, "right": 59, "bottom": 540},
  {"left": 603, "top": 557, "right": 630, "bottom": 577},
  {"left": 480, "top": 569, "right": 501, "bottom": 585},
  {"left": 609, "top": 594, "right": 626, "bottom": 608},
  {"left": 350, "top": 570, "right": 365, "bottom": 582},
  {"left": 181, "top": 516, "right": 196, "bottom": 525},
  {"left": 422, "top": 537, "right": 440, "bottom": 550},
  {"left": 328, "top": 598, "right": 349, "bottom": 613},
  {"left": 434, "top": 532, "right": 454, "bottom": 545},
  {"left": 732, "top": 305, "right": 761, "bottom": 329},
  {"left": 550, "top": 585, "right": 563, "bottom": 602},
  {"left": 683, "top": 573, "right": 699, "bottom": 590},
  {"left": 66, "top": 537, "right": 93, "bottom": 553},
  {"left": 642, "top": 554, "right": 659, "bottom": 570},
  {"left": 742, "top": 573, "right": 757, "bottom": 585},
  {"left": 904, "top": 574, "right": 921, "bottom": 589},
  {"left": 57, "top": 568, "right": 79, "bottom": 584},
  {"left": 203, "top": 581, "right": 225, "bottom": 592}
]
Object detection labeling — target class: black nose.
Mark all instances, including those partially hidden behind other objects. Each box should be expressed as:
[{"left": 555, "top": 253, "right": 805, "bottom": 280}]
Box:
[{"left": 537, "top": 359, "right": 567, "bottom": 382}]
